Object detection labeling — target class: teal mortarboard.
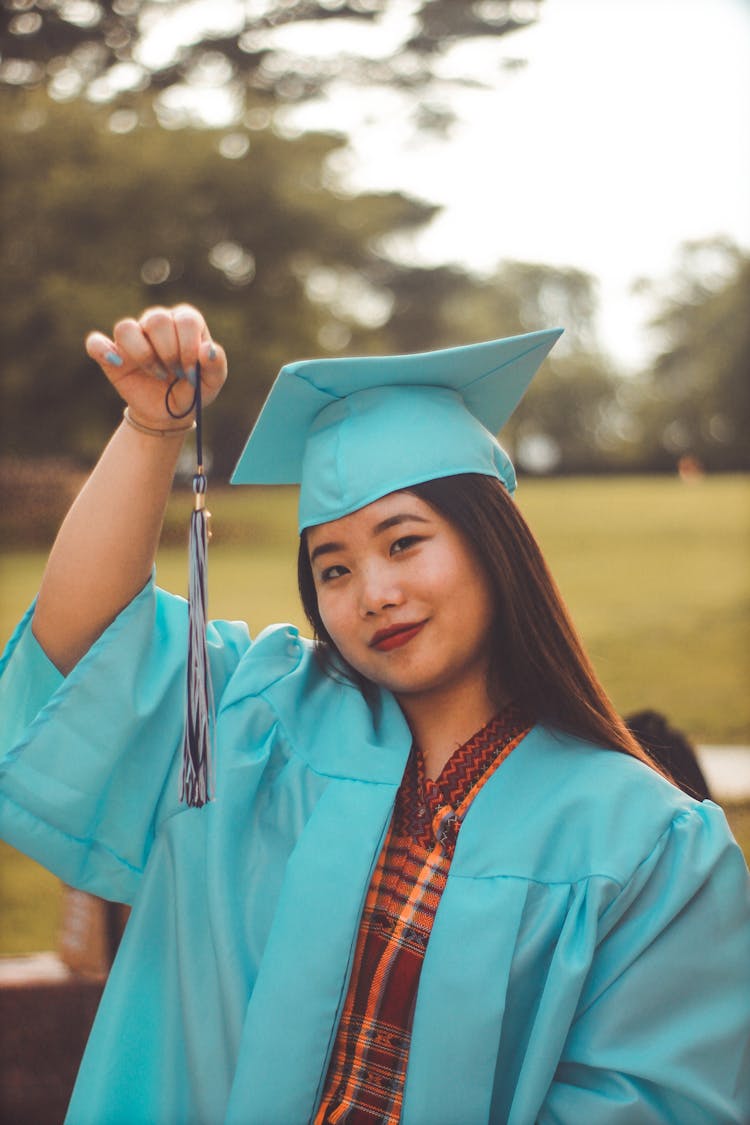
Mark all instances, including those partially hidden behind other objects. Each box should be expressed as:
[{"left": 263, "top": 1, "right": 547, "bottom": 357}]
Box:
[{"left": 231, "top": 327, "right": 563, "bottom": 531}]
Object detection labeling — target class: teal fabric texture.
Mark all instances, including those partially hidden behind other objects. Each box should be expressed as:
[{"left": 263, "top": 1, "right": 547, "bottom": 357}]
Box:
[
  {"left": 1, "top": 580, "right": 749, "bottom": 1124},
  {"left": 230, "top": 328, "right": 563, "bottom": 530}
]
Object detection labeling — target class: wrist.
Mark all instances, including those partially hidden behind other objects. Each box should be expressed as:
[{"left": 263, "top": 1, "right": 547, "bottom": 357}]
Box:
[{"left": 123, "top": 406, "right": 196, "bottom": 438}]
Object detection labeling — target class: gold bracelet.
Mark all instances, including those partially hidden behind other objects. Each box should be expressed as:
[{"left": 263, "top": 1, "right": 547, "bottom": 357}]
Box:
[{"left": 123, "top": 406, "right": 196, "bottom": 438}]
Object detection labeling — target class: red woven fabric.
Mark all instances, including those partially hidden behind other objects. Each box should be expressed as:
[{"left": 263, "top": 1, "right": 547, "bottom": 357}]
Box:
[{"left": 314, "top": 706, "right": 530, "bottom": 1124}]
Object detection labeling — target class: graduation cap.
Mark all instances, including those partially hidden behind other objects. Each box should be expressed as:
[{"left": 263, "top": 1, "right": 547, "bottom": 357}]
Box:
[{"left": 231, "top": 327, "right": 563, "bottom": 530}]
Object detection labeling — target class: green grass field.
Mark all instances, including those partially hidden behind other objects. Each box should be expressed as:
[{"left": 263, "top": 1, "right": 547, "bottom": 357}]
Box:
[{"left": 1, "top": 474, "right": 749, "bottom": 953}]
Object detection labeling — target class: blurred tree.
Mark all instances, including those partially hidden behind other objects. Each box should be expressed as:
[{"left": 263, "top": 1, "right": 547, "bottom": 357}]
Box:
[
  {"left": 0, "top": 93, "right": 627, "bottom": 479},
  {"left": 445, "top": 261, "right": 629, "bottom": 474},
  {"left": 0, "top": 0, "right": 543, "bottom": 129},
  {"left": 357, "top": 256, "right": 630, "bottom": 474},
  {"left": 633, "top": 239, "right": 750, "bottom": 471},
  {"left": 369, "top": 258, "right": 600, "bottom": 356},
  {"left": 0, "top": 91, "right": 438, "bottom": 475},
  {"left": 512, "top": 352, "right": 635, "bottom": 474}
]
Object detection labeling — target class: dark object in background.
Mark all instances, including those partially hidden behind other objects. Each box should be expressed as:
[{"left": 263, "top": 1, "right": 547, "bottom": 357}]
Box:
[
  {"left": 625, "top": 709, "right": 712, "bottom": 801},
  {"left": 0, "top": 966, "right": 103, "bottom": 1125},
  {"left": 59, "top": 888, "right": 130, "bottom": 979}
]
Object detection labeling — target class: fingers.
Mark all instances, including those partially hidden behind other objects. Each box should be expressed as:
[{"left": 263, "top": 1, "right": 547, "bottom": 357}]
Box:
[
  {"left": 120, "top": 308, "right": 183, "bottom": 382},
  {"left": 135, "top": 305, "right": 196, "bottom": 384},
  {"left": 111, "top": 317, "right": 171, "bottom": 381},
  {"left": 198, "top": 337, "right": 228, "bottom": 398},
  {"left": 172, "top": 305, "right": 204, "bottom": 384},
  {"left": 85, "top": 330, "right": 125, "bottom": 375},
  {"left": 87, "top": 305, "right": 227, "bottom": 399}
]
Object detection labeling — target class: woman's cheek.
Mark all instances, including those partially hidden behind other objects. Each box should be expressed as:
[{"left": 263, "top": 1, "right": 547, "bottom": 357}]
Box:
[{"left": 318, "top": 596, "right": 346, "bottom": 648}]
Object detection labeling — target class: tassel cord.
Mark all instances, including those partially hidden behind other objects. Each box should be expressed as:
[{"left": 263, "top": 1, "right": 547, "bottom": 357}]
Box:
[{"left": 166, "top": 369, "right": 215, "bottom": 807}]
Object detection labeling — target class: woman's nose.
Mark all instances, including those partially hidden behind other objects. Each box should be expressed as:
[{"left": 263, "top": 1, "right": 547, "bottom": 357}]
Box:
[{"left": 358, "top": 566, "right": 404, "bottom": 616}]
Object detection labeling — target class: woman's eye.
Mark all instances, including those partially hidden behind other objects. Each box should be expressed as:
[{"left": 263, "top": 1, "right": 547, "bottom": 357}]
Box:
[
  {"left": 320, "top": 564, "right": 349, "bottom": 582},
  {"left": 391, "top": 535, "right": 422, "bottom": 555}
]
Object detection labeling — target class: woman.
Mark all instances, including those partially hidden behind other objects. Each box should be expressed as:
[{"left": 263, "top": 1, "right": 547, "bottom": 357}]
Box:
[{"left": 1, "top": 305, "right": 748, "bottom": 1125}]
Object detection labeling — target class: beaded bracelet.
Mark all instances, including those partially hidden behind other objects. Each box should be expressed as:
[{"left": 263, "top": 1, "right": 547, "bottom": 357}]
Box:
[{"left": 123, "top": 405, "right": 196, "bottom": 438}]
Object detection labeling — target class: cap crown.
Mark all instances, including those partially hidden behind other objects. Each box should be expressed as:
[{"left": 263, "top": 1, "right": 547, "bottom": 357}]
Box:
[{"left": 230, "top": 327, "right": 563, "bottom": 530}]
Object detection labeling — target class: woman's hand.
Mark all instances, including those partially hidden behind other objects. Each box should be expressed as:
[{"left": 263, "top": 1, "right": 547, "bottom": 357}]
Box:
[
  {"left": 35, "top": 304, "right": 228, "bottom": 671},
  {"left": 86, "top": 304, "right": 228, "bottom": 430}
]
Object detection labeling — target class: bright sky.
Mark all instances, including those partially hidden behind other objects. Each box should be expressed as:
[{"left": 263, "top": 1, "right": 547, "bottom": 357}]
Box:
[
  {"left": 277, "top": 0, "right": 750, "bottom": 369},
  {"left": 139, "top": 0, "right": 750, "bottom": 370}
]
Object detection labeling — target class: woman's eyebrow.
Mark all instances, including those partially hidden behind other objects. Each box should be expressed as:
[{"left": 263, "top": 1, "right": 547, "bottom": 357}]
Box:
[
  {"left": 372, "top": 512, "right": 430, "bottom": 536},
  {"left": 309, "top": 540, "right": 344, "bottom": 565}
]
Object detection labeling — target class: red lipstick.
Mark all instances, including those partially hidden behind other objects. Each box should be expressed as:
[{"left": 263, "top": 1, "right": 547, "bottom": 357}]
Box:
[{"left": 369, "top": 621, "right": 426, "bottom": 652}]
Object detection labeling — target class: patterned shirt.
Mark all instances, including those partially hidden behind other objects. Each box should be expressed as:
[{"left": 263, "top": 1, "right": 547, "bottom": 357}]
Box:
[{"left": 314, "top": 706, "right": 530, "bottom": 1124}]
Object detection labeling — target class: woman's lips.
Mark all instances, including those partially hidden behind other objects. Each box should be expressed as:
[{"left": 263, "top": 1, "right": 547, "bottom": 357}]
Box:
[{"left": 369, "top": 622, "right": 426, "bottom": 652}]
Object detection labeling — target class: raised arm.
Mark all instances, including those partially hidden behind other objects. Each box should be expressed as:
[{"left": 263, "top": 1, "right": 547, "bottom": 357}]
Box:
[{"left": 32, "top": 304, "right": 227, "bottom": 674}]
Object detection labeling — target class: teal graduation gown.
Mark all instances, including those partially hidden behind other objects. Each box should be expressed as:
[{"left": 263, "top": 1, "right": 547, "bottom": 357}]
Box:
[{"left": 1, "top": 578, "right": 749, "bottom": 1125}]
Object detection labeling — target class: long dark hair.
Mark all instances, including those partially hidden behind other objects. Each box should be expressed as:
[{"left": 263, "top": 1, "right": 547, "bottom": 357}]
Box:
[{"left": 298, "top": 473, "right": 658, "bottom": 768}]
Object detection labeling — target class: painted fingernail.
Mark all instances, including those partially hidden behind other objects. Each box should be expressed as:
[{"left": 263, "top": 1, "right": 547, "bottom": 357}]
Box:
[
  {"left": 186, "top": 364, "right": 197, "bottom": 387},
  {"left": 208, "top": 343, "right": 217, "bottom": 361},
  {"left": 105, "top": 351, "right": 123, "bottom": 367},
  {"left": 172, "top": 363, "right": 186, "bottom": 381},
  {"left": 151, "top": 363, "right": 169, "bottom": 382}
]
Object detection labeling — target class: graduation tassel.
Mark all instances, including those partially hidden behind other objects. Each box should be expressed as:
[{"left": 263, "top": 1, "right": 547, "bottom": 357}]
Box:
[{"left": 167, "top": 367, "right": 215, "bottom": 807}]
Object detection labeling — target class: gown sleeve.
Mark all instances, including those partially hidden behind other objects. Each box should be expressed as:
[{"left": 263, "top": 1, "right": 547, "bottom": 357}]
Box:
[
  {"left": 0, "top": 576, "right": 250, "bottom": 904},
  {"left": 539, "top": 799, "right": 750, "bottom": 1125}
]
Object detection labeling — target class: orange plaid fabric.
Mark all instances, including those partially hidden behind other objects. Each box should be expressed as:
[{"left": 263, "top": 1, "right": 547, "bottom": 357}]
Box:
[{"left": 314, "top": 706, "right": 530, "bottom": 1124}]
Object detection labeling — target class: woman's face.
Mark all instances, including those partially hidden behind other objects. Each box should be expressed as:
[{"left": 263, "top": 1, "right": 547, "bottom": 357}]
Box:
[{"left": 306, "top": 491, "right": 496, "bottom": 709}]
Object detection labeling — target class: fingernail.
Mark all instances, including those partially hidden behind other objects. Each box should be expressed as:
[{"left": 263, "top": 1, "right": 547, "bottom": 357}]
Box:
[
  {"left": 151, "top": 363, "right": 169, "bottom": 382},
  {"left": 208, "top": 343, "right": 217, "bottom": 361},
  {"left": 186, "top": 364, "right": 197, "bottom": 387},
  {"left": 173, "top": 364, "right": 186, "bottom": 381},
  {"left": 105, "top": 351, "right": 123, "bottom": 367}
]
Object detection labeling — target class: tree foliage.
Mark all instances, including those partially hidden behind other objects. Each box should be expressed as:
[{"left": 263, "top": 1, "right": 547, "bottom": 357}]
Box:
[
  {"left": 5, "top": 3, "right": 745, "bottom": 480},
  {"left": 1, "top": 0, "right": 543, "bottom": 126},
  {"left": 0, "top": 90, "right": 437, "bottom": 473},
  {"left": 1, "top": 87, "right": 631, "bottom": 480},
  {"left": 634, "top": 240, "right": 750, "bottom": 471}
]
